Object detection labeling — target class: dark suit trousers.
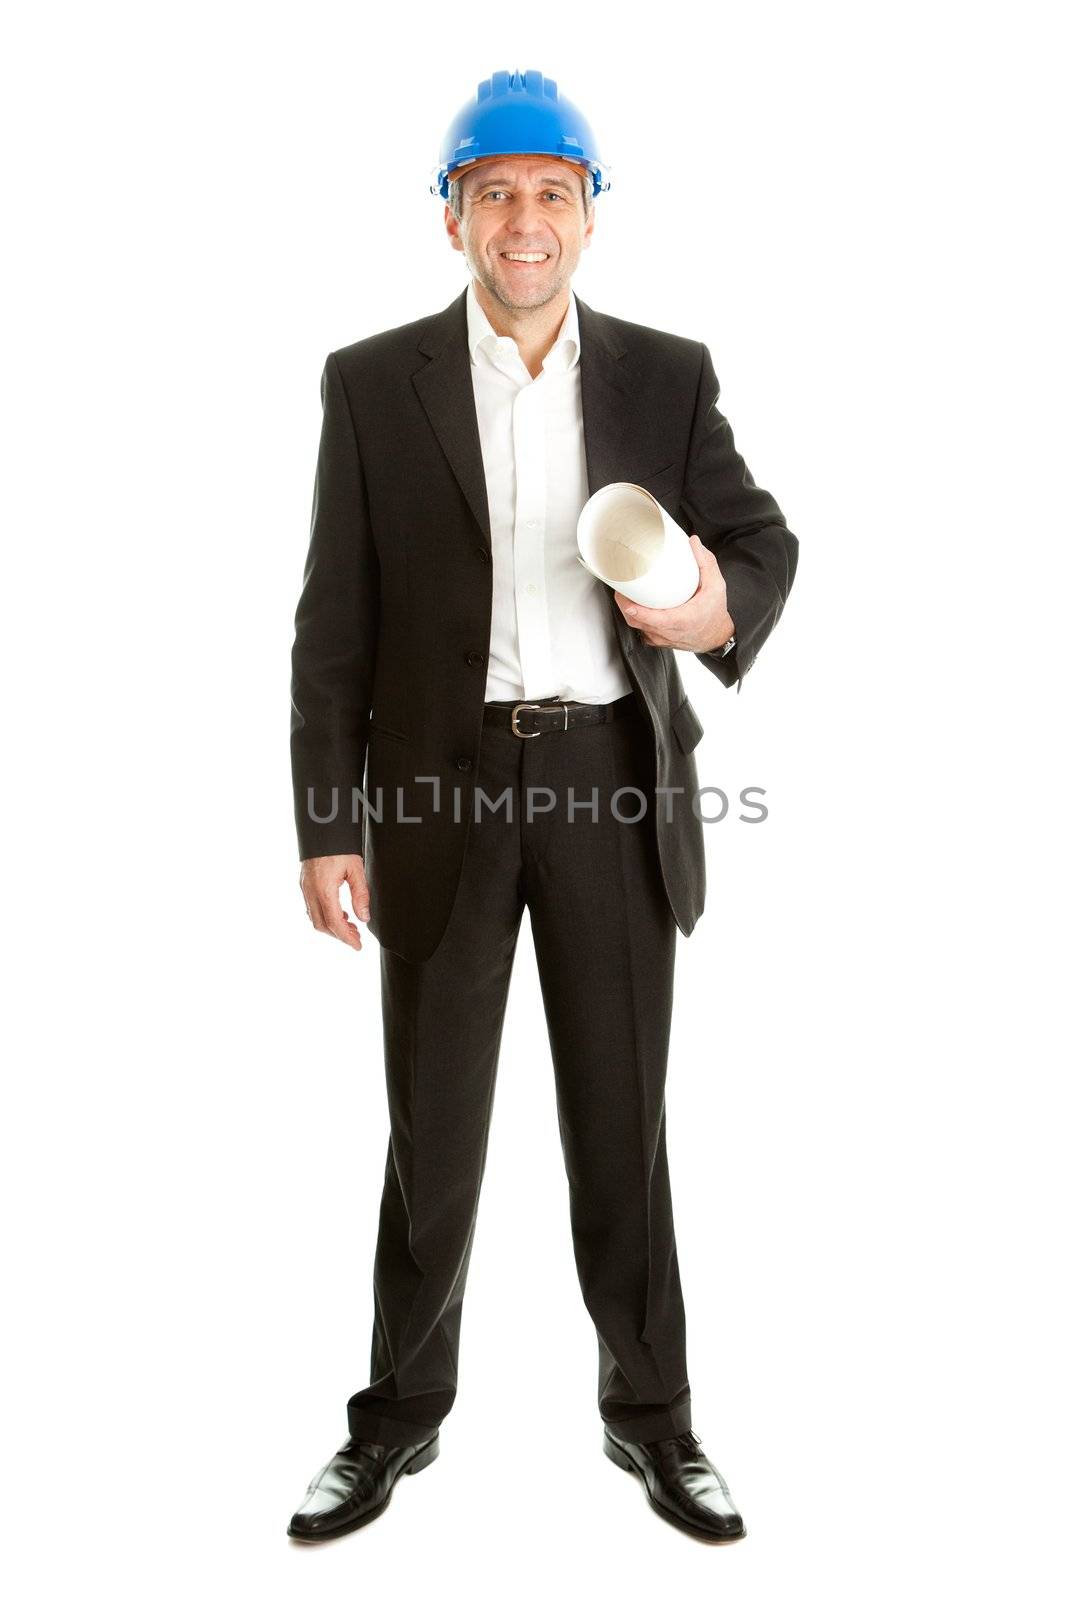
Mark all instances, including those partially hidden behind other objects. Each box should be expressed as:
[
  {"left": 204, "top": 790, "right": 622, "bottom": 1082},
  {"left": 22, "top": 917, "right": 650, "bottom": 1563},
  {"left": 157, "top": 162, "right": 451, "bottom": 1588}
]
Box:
[{"left": 346, "top": 693, "right": 693, "bottom": 1447}]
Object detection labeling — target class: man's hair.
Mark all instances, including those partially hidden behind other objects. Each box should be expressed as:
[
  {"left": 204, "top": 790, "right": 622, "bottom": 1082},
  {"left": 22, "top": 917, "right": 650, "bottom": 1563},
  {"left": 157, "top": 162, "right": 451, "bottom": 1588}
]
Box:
[{"left": 448, "top": 167, "right": 594, "bottom": 222}]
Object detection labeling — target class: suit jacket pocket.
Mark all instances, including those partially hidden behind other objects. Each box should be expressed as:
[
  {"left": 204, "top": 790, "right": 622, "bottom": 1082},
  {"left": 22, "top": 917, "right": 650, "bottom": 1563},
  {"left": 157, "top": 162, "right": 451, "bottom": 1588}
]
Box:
[
  {"left": 368, "top": 720, "right": 410, "bottom": 744},
  {"left": 629, "top": 460, "right": 676, "bottom": 490},
  {"left": 670, "top": 695, "right": 704, "bottom": 756}
]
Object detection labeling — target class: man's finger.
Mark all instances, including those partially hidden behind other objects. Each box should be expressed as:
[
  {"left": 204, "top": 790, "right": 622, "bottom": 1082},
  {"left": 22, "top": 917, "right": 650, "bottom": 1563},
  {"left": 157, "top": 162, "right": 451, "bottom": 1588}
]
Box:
[
  {"left": 639, "top": 607, "right": 685, "bottom": 634},
  {"left": 614, "top": 590, "right": 654, "bottom": 623},
  {"left": 615, "top": 591, "right": 684, "bottom": 631},
  {"left": 322, "top": 898, "right": 363, "bottom": 950},
  {"left": 690, "top": 533, "right": 719, "bottom": 573},
  {"left": 690, "top": 536, "right": 727, "bottom": 598},
  {"left": 346, "top": 866, "right": 371, "bottom": 922},
  {"left": 305, "top": 888, "right": 359, "bottom": 948}
]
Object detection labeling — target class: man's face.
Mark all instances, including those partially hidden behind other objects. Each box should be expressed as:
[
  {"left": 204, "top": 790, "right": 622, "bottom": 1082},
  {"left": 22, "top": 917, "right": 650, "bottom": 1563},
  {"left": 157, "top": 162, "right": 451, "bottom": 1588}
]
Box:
[{"left": 444, "top": 155, "right": 595, "bottom": 312}]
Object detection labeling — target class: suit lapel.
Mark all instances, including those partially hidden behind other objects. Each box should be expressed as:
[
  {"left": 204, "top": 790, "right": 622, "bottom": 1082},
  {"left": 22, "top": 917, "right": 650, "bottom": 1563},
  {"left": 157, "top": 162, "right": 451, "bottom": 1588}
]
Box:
[
  {"left": 573, "top": 293, "right": 639, "bottom": 494},
  {"left": 411, "top": 288, "right": 493, "bottom": 550},
  {"left": 574, "top": 295, "right": 647, "bottom": 671},
  {"left": 410, "top": 285, "right": 640, "bottom": 556}
]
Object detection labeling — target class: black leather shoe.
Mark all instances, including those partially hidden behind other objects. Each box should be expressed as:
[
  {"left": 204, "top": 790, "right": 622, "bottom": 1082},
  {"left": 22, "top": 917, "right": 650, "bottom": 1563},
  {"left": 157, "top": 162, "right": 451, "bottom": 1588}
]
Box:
[
  {"left": 604, "top": 1427, "right": 746, "bottom": 1542},
  {"left": 287, "top": 1432, "right": 440, "bottom": 1542}
]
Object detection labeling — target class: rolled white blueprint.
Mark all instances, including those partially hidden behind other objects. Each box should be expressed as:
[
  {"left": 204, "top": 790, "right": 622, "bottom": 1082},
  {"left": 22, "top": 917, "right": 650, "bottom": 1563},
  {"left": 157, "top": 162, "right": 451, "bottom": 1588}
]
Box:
[{"left": 575, "top": 483, "right": 700, "bottom": 609}]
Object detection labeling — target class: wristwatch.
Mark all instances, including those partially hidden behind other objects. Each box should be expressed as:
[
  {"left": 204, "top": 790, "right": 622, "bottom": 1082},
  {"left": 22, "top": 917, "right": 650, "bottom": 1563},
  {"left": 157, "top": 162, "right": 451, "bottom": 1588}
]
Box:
[{"left": 704, "top": 634, "right": 736, "bottom": 660}]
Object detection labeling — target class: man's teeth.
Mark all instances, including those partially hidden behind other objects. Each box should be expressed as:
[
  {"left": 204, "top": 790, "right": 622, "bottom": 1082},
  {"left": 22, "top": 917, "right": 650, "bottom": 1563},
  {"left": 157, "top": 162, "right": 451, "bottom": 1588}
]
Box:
[{"left": 502, "top": 252, "right": 549, "bottom": 261}]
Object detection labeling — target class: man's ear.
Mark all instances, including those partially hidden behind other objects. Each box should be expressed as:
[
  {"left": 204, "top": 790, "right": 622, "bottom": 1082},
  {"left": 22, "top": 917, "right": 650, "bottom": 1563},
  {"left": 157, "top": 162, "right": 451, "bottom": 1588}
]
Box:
[{"left": 444, "top": 204, "right": 464, "bottom": 253}]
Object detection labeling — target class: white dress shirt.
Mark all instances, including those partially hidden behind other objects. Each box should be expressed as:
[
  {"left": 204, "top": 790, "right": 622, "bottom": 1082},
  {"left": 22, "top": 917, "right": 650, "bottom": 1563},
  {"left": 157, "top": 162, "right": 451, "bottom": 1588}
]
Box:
[{"left": 465, "top": 280, "right": 632, "bottom": 705}]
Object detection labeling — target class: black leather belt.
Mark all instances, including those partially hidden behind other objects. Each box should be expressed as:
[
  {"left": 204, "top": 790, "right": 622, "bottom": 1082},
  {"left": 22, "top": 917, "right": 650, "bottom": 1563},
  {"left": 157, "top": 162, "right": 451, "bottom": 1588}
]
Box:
[{"left": 483, "top": 692, "right": 640, "bottom": 738}]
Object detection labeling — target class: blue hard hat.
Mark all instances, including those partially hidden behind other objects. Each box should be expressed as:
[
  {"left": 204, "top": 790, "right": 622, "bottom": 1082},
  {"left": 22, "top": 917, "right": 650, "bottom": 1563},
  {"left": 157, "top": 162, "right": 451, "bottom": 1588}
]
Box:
[{"left": 431, "top": 68, "right": 611, "bottom": 200}]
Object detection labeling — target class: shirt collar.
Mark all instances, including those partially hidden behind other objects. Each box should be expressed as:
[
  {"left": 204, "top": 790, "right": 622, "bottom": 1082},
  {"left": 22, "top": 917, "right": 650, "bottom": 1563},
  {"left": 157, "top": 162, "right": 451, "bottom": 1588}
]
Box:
[{"left": 465, "top": 280, "right": 580, "bottom": 374}]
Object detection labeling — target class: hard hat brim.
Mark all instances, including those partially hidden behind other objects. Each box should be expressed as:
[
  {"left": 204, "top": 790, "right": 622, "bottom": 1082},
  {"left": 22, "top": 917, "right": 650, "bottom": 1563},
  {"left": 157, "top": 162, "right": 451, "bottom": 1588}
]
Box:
[{"left": 432, "top": 152, "right": 609, "bottom": 200}]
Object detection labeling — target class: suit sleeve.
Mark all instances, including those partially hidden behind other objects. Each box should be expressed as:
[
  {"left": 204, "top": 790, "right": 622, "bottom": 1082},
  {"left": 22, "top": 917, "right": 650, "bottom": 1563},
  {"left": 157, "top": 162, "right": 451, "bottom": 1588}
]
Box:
[
  {"left": 678, "top": 343, "right": 799, "bottom": 691},
  {"left": 290, "top": 351, "right": 380, "bottom": 859}
]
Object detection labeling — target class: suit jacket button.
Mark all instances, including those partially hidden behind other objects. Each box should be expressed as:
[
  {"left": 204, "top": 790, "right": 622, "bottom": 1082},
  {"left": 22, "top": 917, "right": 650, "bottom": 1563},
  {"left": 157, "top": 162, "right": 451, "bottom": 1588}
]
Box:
[
  {"left": 465, "top": 650, "right": 484, "bottom": 666},
  {"left": 478, "top": 548, "right": 491, "bottom": 563},
  {"left": 456, "top": 757, "right": 472, "bottom": 772}
]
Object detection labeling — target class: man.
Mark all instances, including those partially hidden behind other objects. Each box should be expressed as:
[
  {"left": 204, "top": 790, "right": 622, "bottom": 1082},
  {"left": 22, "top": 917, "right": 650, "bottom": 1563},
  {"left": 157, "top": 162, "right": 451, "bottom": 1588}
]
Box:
[{"left": 288, "top": 68, "right": 798, "bottom": 1544}]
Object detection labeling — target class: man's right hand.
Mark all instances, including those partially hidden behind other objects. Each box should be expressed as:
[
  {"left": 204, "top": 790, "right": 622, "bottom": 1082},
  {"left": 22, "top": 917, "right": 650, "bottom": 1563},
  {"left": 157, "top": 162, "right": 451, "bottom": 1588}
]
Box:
[{"left": 300, "top": 854, "right": 371, "bottom": 952}]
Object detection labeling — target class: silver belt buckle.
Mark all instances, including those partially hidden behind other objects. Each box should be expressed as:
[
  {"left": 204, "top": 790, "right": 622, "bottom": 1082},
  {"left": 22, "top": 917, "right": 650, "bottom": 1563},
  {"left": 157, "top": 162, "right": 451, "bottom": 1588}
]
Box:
[{"left": 511, "top": 701, "right": 542, "bottom": 738}]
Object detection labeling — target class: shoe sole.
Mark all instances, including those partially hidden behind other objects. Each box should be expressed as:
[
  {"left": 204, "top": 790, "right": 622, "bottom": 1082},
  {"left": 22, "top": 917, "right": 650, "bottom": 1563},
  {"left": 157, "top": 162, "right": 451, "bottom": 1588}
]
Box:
[
  {"left": 603, "top": 1432, "right": 747, "bottom": 1544},
  {"left": 287, "top": 1433, "right": 440, "bottom": 1543}
]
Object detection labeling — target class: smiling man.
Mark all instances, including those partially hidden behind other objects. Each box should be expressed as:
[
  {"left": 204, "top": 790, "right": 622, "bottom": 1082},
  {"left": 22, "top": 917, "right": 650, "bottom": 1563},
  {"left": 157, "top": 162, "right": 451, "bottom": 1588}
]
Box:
[
  {"left": 447, "top": 153, "right": 590, "bottom": 364},
  {"left": 288, "top": 68, "right": 798, "bottom": 1544}
]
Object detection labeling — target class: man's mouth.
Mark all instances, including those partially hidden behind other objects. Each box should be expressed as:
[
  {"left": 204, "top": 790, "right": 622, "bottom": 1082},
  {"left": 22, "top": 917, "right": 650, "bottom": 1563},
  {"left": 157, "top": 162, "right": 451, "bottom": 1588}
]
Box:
[{"left": 500, "top": 251, "right": 550, "bottom": 263}]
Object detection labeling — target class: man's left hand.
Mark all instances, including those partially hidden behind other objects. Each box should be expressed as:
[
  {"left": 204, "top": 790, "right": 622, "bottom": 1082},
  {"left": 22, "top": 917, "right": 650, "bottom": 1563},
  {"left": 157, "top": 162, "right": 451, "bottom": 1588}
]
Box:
[{"left": 613, "top": 535, "right": 734, "bottom": 652}]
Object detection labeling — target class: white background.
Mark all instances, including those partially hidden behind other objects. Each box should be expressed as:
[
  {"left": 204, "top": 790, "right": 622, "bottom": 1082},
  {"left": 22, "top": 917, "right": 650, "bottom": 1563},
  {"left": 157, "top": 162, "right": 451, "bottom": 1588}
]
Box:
[{"left": 3, "top": 2, "right": 1064, "bottom": 1595}]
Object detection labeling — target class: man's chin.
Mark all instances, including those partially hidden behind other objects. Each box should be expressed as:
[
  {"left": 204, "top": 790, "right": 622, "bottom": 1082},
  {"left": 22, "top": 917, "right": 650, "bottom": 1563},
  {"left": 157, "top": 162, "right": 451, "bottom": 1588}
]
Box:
[{"left": 483, "top": 271, "right": 567, "bottom": 312}]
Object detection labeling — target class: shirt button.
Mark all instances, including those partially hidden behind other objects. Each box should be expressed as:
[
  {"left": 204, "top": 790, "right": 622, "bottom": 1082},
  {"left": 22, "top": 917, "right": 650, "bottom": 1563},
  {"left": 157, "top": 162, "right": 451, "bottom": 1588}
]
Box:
[
  {"left": 525, "top": 583, "right": 538, "bottom": 596},
  {"left": 465, "top": 651, "right": 484, "bottom": 666},
  {"left": 456, "top": 757, "right": 472, "bottom": 773},
  {"left": 525, "top": 519, "right": 537, "bottom": 528}
]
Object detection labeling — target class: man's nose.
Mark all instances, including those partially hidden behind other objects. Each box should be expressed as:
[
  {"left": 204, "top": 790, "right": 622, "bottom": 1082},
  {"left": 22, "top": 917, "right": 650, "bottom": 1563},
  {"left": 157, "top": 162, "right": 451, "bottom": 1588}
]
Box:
[{"left": 508, "top": 191, "right": 545, "bottom": 233}]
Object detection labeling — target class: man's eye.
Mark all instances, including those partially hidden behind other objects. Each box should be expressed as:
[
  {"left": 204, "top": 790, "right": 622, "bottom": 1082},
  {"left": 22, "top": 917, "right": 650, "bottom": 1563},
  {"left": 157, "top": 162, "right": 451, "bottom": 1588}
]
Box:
[{"left": 481, "top": 189, "right": 568, "bottom": 202}]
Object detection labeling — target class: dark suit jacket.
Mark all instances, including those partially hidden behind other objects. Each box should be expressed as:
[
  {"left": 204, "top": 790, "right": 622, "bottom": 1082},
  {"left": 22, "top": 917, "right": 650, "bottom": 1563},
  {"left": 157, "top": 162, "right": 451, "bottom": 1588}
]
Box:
[{"left": 291, "top": 286, "right": 798, "bottom": 962}]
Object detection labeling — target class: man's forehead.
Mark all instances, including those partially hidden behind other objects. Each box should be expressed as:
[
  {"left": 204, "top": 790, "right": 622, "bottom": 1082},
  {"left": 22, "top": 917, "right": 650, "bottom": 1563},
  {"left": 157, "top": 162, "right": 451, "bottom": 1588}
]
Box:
[{"left": 461, "top": 157, "right": 584, "bottom": 189}]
